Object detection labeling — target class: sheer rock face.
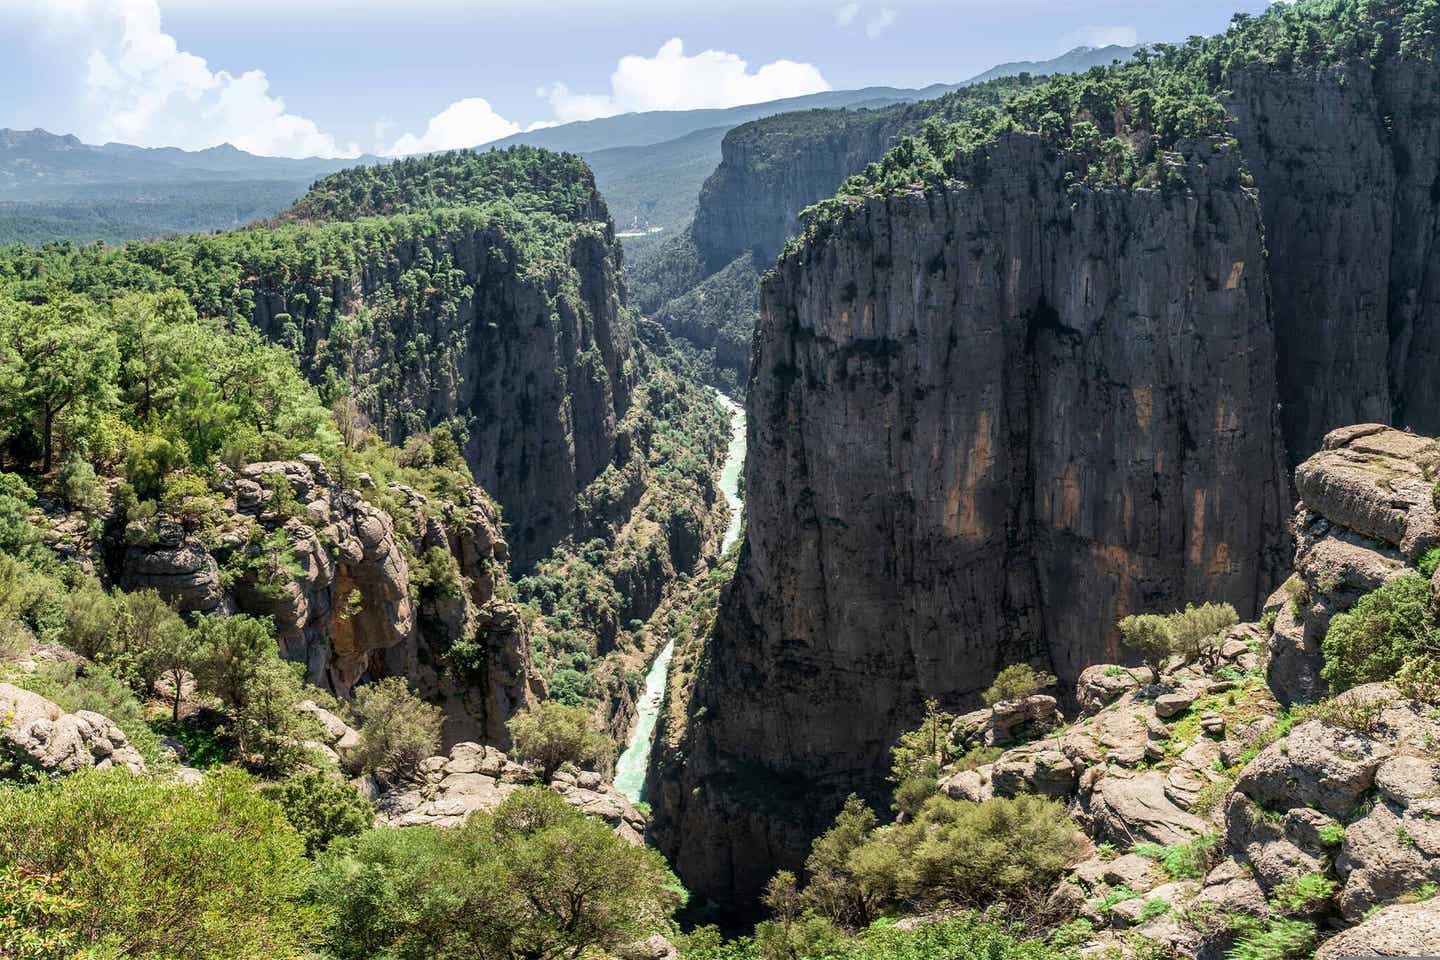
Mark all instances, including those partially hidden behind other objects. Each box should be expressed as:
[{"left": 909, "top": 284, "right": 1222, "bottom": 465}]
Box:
[
  {"left": 1224, "top": 60, "right": 1440, "bottom": 459},
  {"left": 692, "top": 116, "right": 911, "bottom": 271},
  {"left": 651, "top": 134, "right": 1292, "bottom": 906},
  {"left": 250, "top": 223, "right": 633, "bottom": 569}
]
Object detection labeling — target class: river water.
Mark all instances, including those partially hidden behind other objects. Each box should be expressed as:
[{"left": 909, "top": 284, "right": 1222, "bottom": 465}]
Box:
[{"left": 614, "top": 391, "right": 745, "bottom": 802}]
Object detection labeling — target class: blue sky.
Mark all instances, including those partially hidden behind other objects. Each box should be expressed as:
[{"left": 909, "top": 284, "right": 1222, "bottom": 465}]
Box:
[{"left": 2, "top": 0, "right": 1272, "bottom": 158}]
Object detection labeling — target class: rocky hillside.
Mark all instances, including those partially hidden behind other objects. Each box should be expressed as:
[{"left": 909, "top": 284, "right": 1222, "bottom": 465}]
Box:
[
  {"left": 651, "top": 425, "right": 1440, "bottom": 956},
  {"left": 652, "top": 2, "right": 1440, "bottom": 909},
  {"left": 9, "top": 148, "right": 634, "bottom": 569}
]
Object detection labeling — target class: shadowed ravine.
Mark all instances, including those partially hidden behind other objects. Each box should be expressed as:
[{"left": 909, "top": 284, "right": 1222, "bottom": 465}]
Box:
[{"left": 615, "top": 390, "right": 745, "bottom": 802}]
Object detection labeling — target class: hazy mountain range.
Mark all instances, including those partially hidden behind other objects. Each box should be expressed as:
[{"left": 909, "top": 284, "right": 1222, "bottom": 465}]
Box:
[{"left": 0, "top": 44, "right": 1136, "bottom": 245}]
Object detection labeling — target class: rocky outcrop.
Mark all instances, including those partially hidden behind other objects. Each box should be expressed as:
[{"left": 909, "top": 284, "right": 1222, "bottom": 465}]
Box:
[
  {"left": 1268, "top": 425, "right": 1440, "bottom": 704},
  {"left": 1314, "top": 900, "right": 1440, "bottom": 959},
  {"left": 367, "top": 740, "right": 647, "bottom": 844},
  {"left": 111, "top": 457, "right": 539, "bottom": 750},
  {"left": 0, "top": 683, "right": 146, "bottom": 777},
  {"left": 652, "top": 134, "right": 1291, "bottom": 906}
]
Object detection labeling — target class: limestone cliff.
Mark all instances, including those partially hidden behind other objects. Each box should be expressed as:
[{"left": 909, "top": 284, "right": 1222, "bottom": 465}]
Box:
[
  {"left": 692, "top": 109, "right": 917, "bottom": 272},
  {"left": 1224, "top": 60, "right": 1440, "bottom": 460},
  {"left": 245, "top": 218, "right": 632, "bottom": 569},
  {"left": 650, "top": 134, "right": 1292, "bottom": 906}
]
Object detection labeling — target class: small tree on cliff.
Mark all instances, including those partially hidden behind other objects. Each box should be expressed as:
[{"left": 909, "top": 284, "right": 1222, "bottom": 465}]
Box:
[
  {"left": 888, "top": 699, "right": 958, "bottom": 786},
  {"left": 982, "top": 663, "right": 1057, "bottom": 705},
  {"left": 352, "top": 677, "right": 443, "bottom": 779},
  {"left": 506, "top": 702, "right": 609, "bottom": 782},
  {"left": 1119, "top": 602, "right": 1239, "bottom": 680}
]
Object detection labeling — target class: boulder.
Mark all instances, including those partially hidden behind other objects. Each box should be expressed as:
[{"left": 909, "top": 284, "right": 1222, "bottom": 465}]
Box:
[
  {"left": 1079, "top": 768, "right": 1209, "bottom": 847},
  {"left": 1294, "top": 426, "right": 1440, "bottom": 561},
  {"left": 1154, "top": 689, "right": 1198, "bottom": 719},
  {"left": 990, "top": 744, "right": 1078, "bottom": 799},
  {"left": 984, "top": 695, "right": 1061, "bottom": 746},
  {"left": 0, "top": 683, "right": 146, "bottom": 777},
  {"left": 371, "top": 742, "right": 644, "bottom": 842},
  {"left": 939, "top": 767, "right": 993, "bottom": 803},
  {"left": 1233, "top": 717, "right": 1391, "bottom": 821},
  {"left": 1313, "top": 899, "right": 1440, "bottom": 958}
]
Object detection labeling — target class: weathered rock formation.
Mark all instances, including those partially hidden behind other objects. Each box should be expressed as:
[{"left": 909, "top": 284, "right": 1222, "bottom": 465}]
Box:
[
  {"left": 692, "top": 108, "right": 920, "bottom": 272},
  {"left": 111, "top": 456, "right": 540, "bottom": 748},
  {"left": 652, "top": 134, "right": 1292, "bottom": 906},
  {"left": 1224, "top": 60, "right": 1440, "bottom": 458},
  {"left": 0, "top": 682, "right": 147, "bottom": 777},
  {"left": 1267, "top": 425, "right": 1440, "bottom": 705},
  {"left": 366, "top": 740, "right": 647, "bottom": 844},
  {"left": 249, "top": 186, "right": 632, "bottom": 568}
]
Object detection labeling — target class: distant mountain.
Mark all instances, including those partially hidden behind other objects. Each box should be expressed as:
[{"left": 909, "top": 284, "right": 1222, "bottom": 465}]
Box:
[
  {"left": 964, "top": 44, "right": 1139, "bottom": 85},
  {"left": 0, "top": 128, "right": 376, "bottom": 200},
  {"left": 484, "top": 86, "right": 960, "bottom": 155},
  {"left": 570, "top": 45, "right": 1139, "bottom": 254},
  {"left": 0, "top": 43, "right": 1139, "bottom": 245}
]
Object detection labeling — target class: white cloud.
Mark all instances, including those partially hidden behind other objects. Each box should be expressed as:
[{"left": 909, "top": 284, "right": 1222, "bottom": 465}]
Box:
[
  {"left": 835, "top": 2, "right": 861, "bottom": 27},
  {"left": 865, "top": 8, "right": 898, "bottom": 39},
  {"left": 539, "top": 38, "right": 829, "bottom": 123},
  {"left": 385, "top": 97, "right": 521, "bottom": 156},
  {"left": 26, "top": 0, "right": 356, "bottom": 158},
  {"left": 1063, "top": 25, "right": 1141, "bottom": 49}
]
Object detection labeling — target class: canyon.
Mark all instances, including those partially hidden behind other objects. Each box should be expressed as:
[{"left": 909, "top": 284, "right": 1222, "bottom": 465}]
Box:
[{"left": 650, "top": 46, "right": 1440, "bottom": 909}]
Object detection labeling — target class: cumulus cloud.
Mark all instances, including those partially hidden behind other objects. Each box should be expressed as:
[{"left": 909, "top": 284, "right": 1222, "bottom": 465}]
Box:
[
  {"left": 27, "top": 0, "right": 357, "bottom": 157},
  {"left": 865, "top": 8, "right": 898, "bottom": 39},
  {"left": 835, "top": 4, "right": 896, "bottom": 39},
  {"left": 539, "top": 39, "right": 829, "bottom": 123},
  {"left": 385, "top": 97, "right": 521, "bottom": 156},
  {"left": 1064, "top": 25, "right": 1142, "bottom": 49}
]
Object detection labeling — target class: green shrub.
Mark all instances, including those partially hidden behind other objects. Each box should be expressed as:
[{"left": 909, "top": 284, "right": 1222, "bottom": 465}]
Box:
[
  {"left": 888, "top": 699, "right": 959, "bottom": 784},
  {"left": 506, "top": 700, "right": 610, "bottom": 781},
  {"left": 0, "top": 768, "right": 317, "bottom": 959},
  {"left": 352, "top": 676, "right": 443, "bottom": 778},
  {"left": 799, "top": 792, "right": 1084, "bottom": 927},
  {"left": 1226, "top": 917, "right": 1316, "bottom": 960},
  {"left": 1133, "top": 834, "right": 1219, "bottom": 880},
  {"left": 0, "top": 866, "right": 90, "bottom": 960},
  {"left": 1119, "top": 602, "right": 1238, "bottom": 678},
  {"left": 1093, "top": 884, "right": 1139, "bottom": 915},
  {"left": 1418, "top": 547, "right": 1440, "bottom": 579},
  {"left": 890, "top": 794, "right": 1085, "bottom": 908},
  {"left": 150, "top": 715, "right": 230, "bottom": 769},
  {"left": 1396, "top": 655, "right": 1440, "bottom": 703},
  {"left": 982, "top": 663, "right": 1056, "bottom": 705},
  {"left": 57, "top": 454, "right": 107, "bottom": 516},
  {"left": 1272, "top": 872, "right": 1337, "bottom": 914},
  {"left": 892, "top": 772, "right": 939, "bottom": 819},
  {"left": 262, "top": 772, "right": 374, "bottom": 856},
  {"left": 1321, "top": 575, "right": 1439, "bottom": 692},
  {"left": 312, "top": 787, "right": 678, "bottom": 960},
  {"left": 1292, "top": 693, "right": 1392, "bottom": 734}
]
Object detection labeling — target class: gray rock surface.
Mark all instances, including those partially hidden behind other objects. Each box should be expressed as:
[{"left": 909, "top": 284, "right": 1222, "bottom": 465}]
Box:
[
  {"left": 0, "top": 683, "right": 146, "bottom": 777},
  {"left": 370, "top": 741, "right": 647, "bottom": 844},
  {"left": 1314, "top": 899, "right": 1440, "bottom": 958}
]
